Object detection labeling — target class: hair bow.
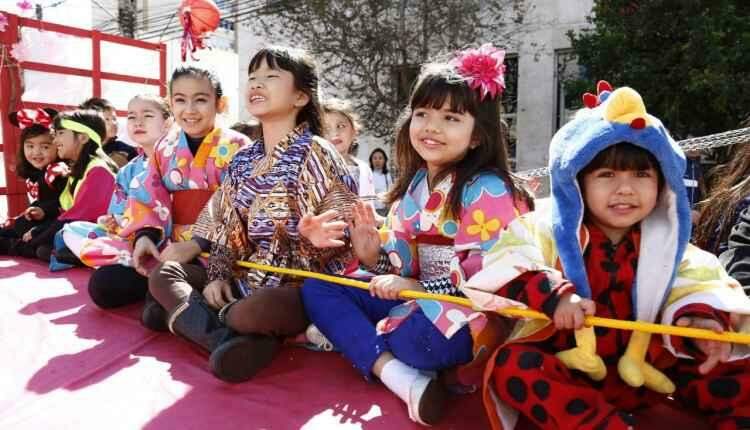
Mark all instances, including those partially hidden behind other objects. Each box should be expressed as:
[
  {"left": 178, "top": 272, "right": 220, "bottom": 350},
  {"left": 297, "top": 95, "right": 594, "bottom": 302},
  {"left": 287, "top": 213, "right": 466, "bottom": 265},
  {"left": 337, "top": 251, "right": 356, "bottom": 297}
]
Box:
[{"left": 15, "top": 108, "right": 53, "bottom": 130}]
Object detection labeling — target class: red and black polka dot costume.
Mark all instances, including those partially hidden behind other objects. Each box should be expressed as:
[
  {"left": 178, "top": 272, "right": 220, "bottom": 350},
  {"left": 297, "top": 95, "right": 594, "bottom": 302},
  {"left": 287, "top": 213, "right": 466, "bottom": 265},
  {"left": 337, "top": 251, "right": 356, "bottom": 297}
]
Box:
[{"left": 490, "top": 224, "right": 750, "bottom": 430}]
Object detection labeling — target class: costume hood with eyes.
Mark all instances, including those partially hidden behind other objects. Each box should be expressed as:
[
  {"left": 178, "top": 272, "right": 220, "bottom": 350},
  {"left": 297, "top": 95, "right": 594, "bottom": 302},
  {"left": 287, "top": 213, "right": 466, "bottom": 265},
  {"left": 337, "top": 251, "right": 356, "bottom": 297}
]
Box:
[
  {"left": 549, "top": 81, "right": 689, "bottom": 323},
  {"left": 462, "top": 82, "right": 750, "bottom": 430}
]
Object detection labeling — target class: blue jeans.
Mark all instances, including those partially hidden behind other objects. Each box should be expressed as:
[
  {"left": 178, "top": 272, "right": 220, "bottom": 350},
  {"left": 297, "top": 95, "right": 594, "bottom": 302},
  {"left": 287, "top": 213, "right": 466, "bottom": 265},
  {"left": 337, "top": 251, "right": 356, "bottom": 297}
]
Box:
[{"left": 301, "top": 278, "right": 473, "bottom": 377}]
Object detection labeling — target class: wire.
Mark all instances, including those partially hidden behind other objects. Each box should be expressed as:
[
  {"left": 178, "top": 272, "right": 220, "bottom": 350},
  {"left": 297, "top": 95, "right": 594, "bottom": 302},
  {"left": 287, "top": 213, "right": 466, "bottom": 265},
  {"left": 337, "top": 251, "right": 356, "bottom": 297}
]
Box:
[
  {"left": 517, "top": 127, "right": 750, "bottom": 178},
  {"left": 97, "top": 0, "right": 268, "bottom": 35},
  {"left": 94, "top": 1, "right": 178, "bottom": 29},
  {"left": 99, "top": 0, "right": 271, "bottom": 39},
  {"left": 155, "top": 9, "right": 178, "bottom": 43},
  {"left": 90, "top": 0, "right": 118, "bottom": 22},
  {"left": 134, "top": 1, "right": 265, "bottom": 32},
  {"left": 41, "top": 0, "right": 68, "bottom": 8}
]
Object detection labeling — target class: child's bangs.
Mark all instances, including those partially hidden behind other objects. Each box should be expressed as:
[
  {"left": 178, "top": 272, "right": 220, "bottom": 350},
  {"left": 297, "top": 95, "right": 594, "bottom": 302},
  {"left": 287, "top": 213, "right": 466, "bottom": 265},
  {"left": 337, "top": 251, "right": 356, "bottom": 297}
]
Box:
[
  {"left": 248, "top": 49, "right": 281, "bottom": 73},
  {"left": 20, "top": 124, "right": 51, "bottom": 143},
  {"left": 410, "top": 74, "right": 477, "bottom": 115},
  {"left": 585, "top": 142, "right": 660, "bottom": 172},
  {"left": 248, "top": 47, "right": 303, "bottom": 75}
]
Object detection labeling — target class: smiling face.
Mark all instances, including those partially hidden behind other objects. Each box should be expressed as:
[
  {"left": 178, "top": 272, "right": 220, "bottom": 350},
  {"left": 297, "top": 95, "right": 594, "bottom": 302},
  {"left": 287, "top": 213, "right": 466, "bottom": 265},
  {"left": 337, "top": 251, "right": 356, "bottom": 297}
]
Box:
[
  {"left": 408, "top": 97, "right": 476, "bottom": 178},
  {"left": 127, "top": 98, "right": 170, "bottom": 149},
  {"left": 246, "top": 58, "right": 308, "bottom": 122},
  {"left": 170, "top": 76, "right": 218, "bottom": 139},
  {"left": 581, "top": 167, "right": 659, "bottom": 243},
  {"left": 324, "top": 111, "right": 356, "bottom": 155},
  {"left": 23, "top": 132, "right": 57, "bottom": 170},
  {"left": 53, "top": 128, "right": 86, "bottom": 161}
]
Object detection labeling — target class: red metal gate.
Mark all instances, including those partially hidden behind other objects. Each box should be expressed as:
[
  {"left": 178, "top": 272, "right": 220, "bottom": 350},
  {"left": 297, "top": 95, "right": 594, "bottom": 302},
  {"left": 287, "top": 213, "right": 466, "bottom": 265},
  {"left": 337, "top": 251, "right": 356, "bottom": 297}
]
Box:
[{"left": 0, "top": 13, "right": 166, "bottom": 219}]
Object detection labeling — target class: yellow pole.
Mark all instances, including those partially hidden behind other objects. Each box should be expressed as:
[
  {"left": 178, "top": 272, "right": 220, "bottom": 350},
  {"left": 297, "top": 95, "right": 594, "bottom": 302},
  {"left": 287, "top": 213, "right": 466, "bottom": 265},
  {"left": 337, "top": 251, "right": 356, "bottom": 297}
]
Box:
[{"left": 218, "top": 256, "right": 750, "bottom": 345}]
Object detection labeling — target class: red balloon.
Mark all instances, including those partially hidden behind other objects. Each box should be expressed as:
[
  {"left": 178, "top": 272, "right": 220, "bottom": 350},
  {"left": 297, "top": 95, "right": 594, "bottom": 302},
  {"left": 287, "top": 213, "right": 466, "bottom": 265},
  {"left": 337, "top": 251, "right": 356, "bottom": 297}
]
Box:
[{"left": 180, "top": 0, "right": 220, "bottom": 36}]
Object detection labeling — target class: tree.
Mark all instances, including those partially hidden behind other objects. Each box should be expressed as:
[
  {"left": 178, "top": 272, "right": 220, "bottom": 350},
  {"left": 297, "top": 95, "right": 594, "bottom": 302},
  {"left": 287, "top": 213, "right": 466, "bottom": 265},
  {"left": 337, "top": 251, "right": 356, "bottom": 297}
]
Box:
[
  {"left": 245, "top": 0, "right": 531, "bottom": 138},
  {"left": 566, "top": 0, "right": 750, "bottom": 139}
]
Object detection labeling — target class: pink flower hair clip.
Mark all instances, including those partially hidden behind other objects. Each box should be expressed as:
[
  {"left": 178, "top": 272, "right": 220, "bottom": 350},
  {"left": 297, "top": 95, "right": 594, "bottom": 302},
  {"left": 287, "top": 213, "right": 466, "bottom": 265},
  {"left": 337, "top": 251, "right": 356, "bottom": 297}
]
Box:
[{"left": 450, "top": 43, "right": 507, "bottom": 101}]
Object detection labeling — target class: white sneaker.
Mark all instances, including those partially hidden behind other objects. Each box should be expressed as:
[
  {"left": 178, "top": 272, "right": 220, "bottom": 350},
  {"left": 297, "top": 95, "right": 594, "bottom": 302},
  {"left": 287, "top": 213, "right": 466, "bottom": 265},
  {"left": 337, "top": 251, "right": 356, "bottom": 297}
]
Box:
[
  {"left": 305, "top": 324, "right": 334, "bottom": 352},
  {"left": 407, "top": 374, "right": 448, "bottom": 426}
]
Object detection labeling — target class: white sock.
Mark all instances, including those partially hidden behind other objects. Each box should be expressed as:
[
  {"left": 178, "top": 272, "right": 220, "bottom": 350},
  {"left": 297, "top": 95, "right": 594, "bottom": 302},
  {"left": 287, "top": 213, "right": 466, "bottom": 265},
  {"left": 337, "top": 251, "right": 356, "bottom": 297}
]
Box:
[{"left": 379, "top": 359, "right": 423, "bottom": 404}]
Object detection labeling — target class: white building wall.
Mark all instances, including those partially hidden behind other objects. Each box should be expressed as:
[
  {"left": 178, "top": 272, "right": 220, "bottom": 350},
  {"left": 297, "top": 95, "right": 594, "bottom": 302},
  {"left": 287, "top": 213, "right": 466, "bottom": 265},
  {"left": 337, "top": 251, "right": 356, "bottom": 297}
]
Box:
[{"left": 513, "top": 0, "right": 593, "bottom": 173}]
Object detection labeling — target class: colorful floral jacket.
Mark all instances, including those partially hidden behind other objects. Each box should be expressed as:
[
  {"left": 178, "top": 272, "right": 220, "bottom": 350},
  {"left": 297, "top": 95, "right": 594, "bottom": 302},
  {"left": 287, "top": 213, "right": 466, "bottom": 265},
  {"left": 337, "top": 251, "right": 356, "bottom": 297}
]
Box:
[
  {"left": 192, "top": 125, "right": 358, "bottom": 296},
  {"left": 118, "top": 127, "right": 250, "bottom": 243}
]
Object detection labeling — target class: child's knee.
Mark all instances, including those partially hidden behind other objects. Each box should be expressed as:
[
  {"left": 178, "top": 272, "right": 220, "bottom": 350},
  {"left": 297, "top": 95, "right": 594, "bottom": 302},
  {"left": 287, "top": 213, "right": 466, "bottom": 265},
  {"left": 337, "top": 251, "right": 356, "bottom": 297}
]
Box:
[{"left": 300, "top": 279, "right": 343, "bottom": 304}]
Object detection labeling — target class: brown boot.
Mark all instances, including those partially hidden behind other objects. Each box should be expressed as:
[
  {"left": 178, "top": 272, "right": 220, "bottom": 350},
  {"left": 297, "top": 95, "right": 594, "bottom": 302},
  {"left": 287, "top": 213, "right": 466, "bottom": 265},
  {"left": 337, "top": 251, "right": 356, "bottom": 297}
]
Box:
[{"left": 168, "top": 292, "right": 279, "bottom": 383}]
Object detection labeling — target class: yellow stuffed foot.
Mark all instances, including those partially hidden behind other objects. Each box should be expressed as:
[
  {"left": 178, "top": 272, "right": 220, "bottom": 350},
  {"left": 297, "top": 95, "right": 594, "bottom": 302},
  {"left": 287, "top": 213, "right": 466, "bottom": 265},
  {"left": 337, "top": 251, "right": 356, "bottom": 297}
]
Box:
[
  {"left": 617, "top": 330, "right": 675, "bottom": 394},
  {"left": 641, "top": 362, "right": 676, "bottom": 394},
  {"left": 555, "top": 326, "right": 607, "bottom": 381}
]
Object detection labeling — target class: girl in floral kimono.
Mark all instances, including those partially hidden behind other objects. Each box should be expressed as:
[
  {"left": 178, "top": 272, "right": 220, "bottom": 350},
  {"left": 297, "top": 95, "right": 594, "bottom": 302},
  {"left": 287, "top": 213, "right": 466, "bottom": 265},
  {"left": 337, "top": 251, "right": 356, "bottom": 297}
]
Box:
[
  {"left": 463, "top": 84, "right": 750, "bottom": 430},
  {"left": 86, "top": 67, "right": 251, "bottom": 314},
  {"left": 301, "top": 45, "right": 533, "bottom": 426},
  {"left": 146, "top": 46, "right": 358, "bottom": 383},
  {"left": 57, "top": 94, "right": 172, "bottom": 269}
]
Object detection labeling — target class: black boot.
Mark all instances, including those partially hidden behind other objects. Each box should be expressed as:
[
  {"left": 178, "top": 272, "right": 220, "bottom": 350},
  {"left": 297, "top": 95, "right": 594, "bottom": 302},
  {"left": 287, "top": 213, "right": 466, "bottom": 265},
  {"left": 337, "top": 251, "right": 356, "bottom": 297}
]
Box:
[
  {"left": 0, "top": 237, "right": 12, "bottom": 255},
  {"left": 35, "top": 245, "right": 52, "bottom": 261},
  {"left": 141, "top": 291, "right": 169, "bottom": 332},
  {"left": 168, "top": 293, "right": 279, "bottom": 383},
  {"left": 0, "top": 237, "right": 28, "bottom": 257},
  {"left": 16, "top": 240, "right": 37, "bottom": 259},
  {"left": 54, "top": 246, "right": 83, "bottom": 266}
]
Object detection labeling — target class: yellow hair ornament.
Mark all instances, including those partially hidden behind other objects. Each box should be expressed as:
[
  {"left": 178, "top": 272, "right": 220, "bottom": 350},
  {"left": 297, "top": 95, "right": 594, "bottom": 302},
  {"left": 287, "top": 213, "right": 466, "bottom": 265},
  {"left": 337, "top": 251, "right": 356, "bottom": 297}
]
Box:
[{"left": 60, "top": 119, "right": 102, "bottom": 146}]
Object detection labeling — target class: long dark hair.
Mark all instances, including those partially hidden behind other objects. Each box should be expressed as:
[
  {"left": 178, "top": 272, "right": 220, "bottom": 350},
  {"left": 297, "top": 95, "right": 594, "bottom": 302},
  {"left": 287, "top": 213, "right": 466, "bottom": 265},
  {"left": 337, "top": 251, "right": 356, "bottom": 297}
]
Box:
[
  {"left": 389, "top": 63, "right": 532, "bottom": 216},
  {"left": 248, "top": 46, "right": 324, "bottom": 137},
  {"left": 54, "top": 110, "right": 118, "bottom": 180},
  {"left": 694, "top": 142, "right": 750, "bottom": 253},
  {"left": 369, "top": 148, "right": 389, "bottom": 175}
]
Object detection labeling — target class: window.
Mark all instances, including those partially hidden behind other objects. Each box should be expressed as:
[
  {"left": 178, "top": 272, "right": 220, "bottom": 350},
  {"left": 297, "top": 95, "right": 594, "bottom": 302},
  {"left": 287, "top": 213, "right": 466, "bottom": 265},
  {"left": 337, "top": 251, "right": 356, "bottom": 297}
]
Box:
[
  {"left": 555, "top": 49, "right": 587, "bottom": 130},
  {"left": 391, "top": 64, "right": 420, "bottom": 108},
  {"left": 502, "top": 55, "right": 518, "bottom": 169},
  {"left": 219, "top": 18, "right": 235, "bottom": 31}
]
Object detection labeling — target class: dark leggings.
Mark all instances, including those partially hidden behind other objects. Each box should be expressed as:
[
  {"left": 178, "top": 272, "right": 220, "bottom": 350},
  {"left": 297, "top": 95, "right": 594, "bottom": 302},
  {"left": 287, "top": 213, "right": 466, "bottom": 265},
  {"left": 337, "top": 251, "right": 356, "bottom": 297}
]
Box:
[
  {"left": 0, "top": 218, "right": 58, "bottom": 258},
  {"left": 148, "top": 261, "right": 208, "bottom": 311},
  {"left": 88, "top": 264, "right": 148, "bottom": 309}
]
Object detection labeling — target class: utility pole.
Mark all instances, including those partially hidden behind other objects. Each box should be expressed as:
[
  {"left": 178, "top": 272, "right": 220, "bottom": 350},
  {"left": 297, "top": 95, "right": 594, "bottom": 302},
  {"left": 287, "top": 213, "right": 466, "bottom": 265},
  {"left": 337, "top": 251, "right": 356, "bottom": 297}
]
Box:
[
  {"left": 142, "top": 0, "right": 149, "bottom": 32},
  {"left": 232, "top": 0, "right": 239, "bottom": 51},
  {"left": 118, "top": 0, "right": 136, "bottom": 38}
]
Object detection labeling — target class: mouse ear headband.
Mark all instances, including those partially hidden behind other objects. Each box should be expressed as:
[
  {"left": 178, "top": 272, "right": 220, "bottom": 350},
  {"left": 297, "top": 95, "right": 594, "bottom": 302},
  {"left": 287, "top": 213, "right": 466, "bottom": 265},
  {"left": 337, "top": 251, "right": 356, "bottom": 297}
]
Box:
[{"left": 9, "top": 108, "right": 58, "bottom": 130}]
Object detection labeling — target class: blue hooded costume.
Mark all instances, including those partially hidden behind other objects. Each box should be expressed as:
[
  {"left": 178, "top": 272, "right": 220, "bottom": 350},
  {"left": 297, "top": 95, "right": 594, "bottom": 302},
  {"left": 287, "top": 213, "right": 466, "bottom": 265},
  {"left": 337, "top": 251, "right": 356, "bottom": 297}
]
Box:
[{"left": 462, "top": 83, "right": 750, "bottom": 430}]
